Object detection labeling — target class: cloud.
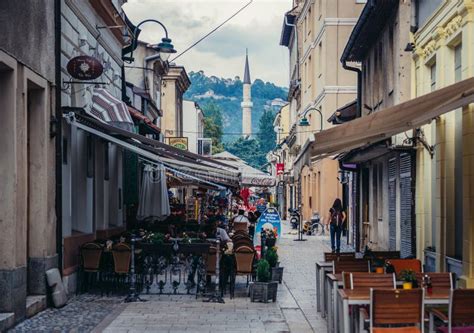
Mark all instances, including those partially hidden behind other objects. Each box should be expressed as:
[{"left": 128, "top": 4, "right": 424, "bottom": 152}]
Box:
[{"left": 123, "top": 0, "right": 291, "bottom": 86}]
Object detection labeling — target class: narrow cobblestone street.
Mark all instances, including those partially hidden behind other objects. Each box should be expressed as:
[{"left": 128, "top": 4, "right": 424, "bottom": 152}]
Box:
[{"left": 9, "top": 221, "right": 332, "bottom": 332}]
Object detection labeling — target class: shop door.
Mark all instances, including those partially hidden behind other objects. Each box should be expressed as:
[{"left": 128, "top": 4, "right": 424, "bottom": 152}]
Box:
[
  {"left": 399, "top": 153, "right": 414, "bottom": 258},
  {"left": 388, "top": 158, "right": 397, "bottom": 251}
]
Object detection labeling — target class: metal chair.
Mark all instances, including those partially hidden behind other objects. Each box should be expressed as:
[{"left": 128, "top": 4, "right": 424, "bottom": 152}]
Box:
[
  {"left": 80, "top": 242, "right": 103, "bottom": 292},
  {"left": 429, "top": 289, "right": 474, "bottom": 333}
]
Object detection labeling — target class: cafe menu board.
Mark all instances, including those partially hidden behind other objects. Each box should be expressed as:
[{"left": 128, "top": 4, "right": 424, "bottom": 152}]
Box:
[{"left": 253, "top": 207, "right": 281, "bottom": 256}]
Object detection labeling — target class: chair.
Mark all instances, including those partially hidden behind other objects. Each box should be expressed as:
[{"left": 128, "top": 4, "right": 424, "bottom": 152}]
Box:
[
  {"left": 80, "top": 242, "right": 103, "bottom": 292},
  {"left": 370, "top": 288, "right": 424, "bottom": 332},
  {"left": 387, "top": 259, "right": 422, "bottom": 276},
  {"left": 350, "top": 273, "right": 396, "bottom": 289},
  {"left": 233, "top": 239, "right": 254, "bottom": 250},
  {"left": 415, "top": 272, "right": 453, "bottom": 289},
  {"left": 429, "top": 289, "right": 474, "bottom": 333},
  {"left": 324, "top": 252, "right": 356, "bottom": 262},
  {"left": 206, "top": 246, "right": 217, "bottom": 276},
  {"left": 369, "top": 251, "right": 401, "bottom": 260},
  {"left": 333, "top": 259, "right": 370, "bottom": 274},
  {"left": 234, "top": 245, "right": 255, "bottom": 288},
  {"left": 111, "top": 243, "right": 131, "bottom": 291}
]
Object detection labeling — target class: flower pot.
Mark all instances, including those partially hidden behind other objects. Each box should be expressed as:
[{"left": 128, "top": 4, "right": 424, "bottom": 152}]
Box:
[
  {"left": 375, "top": 267, "right": 384, "bottom": 274},
  {"left": 402, "top": 282, "right": 413, "bottom": 289},
  {"left": 271, "top": 267, "right": 284, "bottom": 283},
  {"left": 249, "top": 281, "right": 278, "bottom": 303}
]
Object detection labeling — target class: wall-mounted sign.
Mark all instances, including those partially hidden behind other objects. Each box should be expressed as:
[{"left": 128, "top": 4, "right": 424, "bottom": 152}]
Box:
[
  {"left": 66, "top": 55, "right": 104, "bottom": 80},
  {"left": 167, "top": 137, "right": 188, "bottom": 150},
  {"left": 276, "top": 163, "right": 284, "bottom": 176}
]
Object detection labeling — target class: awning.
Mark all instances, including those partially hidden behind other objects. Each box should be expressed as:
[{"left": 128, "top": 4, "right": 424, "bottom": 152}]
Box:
[
  {"left": 327, "top": 100, "right": 357, "bottom": 125},
  {"left": 63, "top": 110, "right": 239, "bottom": 189},
  {"left": 89, "top": 88, "right": 134, "bottom": 131},
  {"left": 311, "top": 77, "right": 474, "bottom": 158},
  {"left": 127, "top": 106, "right": 161, "bottom": 135}
]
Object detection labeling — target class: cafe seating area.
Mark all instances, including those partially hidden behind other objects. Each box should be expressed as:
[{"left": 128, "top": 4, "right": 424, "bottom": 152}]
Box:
[{"left": 315, "top": 251, "right": 474, "bottom": 332}]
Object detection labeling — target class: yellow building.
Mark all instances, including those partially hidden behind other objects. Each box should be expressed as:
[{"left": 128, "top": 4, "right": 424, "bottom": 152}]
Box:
[{"left": 413, "top": 0, "right": 474, "bottom": 287}]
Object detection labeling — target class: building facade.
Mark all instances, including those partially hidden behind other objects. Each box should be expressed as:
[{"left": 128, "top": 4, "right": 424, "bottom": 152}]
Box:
[
  {"left": 413, "top": 0, "right": 474, "bottom": 286},
  {"left": 183, "top": 100, "right": 204, "bottom": 154},
  {"left": 0, "top": 0, "right": 58, "bottom": 323}
]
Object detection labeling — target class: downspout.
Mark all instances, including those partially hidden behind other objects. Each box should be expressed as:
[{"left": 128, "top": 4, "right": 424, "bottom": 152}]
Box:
[
  {"left": 342, "top": 61, "right": 362, "bottom": 118},
  {"left": 284, "top": 15, "right": 299, "bottom": 92},
  {"left": 54, "top": 0, "right": 63, "bottom": 272}
]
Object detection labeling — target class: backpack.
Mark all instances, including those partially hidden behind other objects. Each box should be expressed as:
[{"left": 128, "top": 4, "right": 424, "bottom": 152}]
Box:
[{"left": 330, "top": 210, "right": 344, "bottom": 228}]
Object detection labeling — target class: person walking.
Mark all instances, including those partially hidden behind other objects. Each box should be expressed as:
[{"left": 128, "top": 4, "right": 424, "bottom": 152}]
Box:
[{"left": 327, "top": 198, "right": 346, "bottom": 253}]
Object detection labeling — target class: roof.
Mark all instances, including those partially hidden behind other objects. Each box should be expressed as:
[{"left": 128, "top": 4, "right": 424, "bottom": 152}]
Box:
[
  {"left": 341, "top": 0, "right": 399, "bottom": 63},
  {"left": 327, "top": 100, "right": 358, "bottom": 125},
  {"left": 243, "top": 50, "right": 251, "bottom": 84}
]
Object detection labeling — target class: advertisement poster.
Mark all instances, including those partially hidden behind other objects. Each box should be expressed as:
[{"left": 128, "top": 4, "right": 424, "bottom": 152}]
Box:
[
  {"left": 253, "top": 207, "right": 281, "bottom": 256},
  {"left": 167, "top": 137, "right": 188, "bottom": 150}
]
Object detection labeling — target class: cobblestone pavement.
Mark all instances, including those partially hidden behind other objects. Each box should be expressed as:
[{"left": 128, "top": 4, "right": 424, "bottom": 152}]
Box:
[
  {"left": 9, "top": 294, "right": 124, "bottom": 333},
  {"left": 9, "top": 220, "right": 334, "bottom": 333}
]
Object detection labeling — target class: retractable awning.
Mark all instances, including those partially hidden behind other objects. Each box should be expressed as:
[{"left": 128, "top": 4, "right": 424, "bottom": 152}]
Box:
[
  {"left": 311, "top": 77, "right": 474, "bottom": 159},
  {"left": 63, "top": 110, "right": 239, "bottom": 189},
  {"left": 89, "top": 88, "right": 134, "bottom": 131}
]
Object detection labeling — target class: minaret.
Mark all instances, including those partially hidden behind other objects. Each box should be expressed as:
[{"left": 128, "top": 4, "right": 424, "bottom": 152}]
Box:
[{"left": 241, "top": 49, "right": 253, "bottom": 137}]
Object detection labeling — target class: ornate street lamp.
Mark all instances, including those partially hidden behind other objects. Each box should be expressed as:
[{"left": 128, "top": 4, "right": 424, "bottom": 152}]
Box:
[
  {"left": 124, "top": 19, "right": 176, "bottom": 62},
  {"left": 298, "top": 106, "right": 323, "bottom": 132}
]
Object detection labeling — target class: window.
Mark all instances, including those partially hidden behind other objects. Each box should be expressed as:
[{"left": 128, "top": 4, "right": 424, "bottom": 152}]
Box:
[
  {"left": 62, "top": 137, "right": 68, "bottom": 165},
  {"left": 307, "top": 7, "right": 312, "bottom": 36},
  {"left": 454, "top": 44, "right": 462, "bottom": 83},
  {"left": 86, "top": 135, "right": 94, "bottom": 178},
  {"left": 430, "top": 61, "right": 437, "bottom": 92},
  {"left": 318, "top": 42, "right": 322, "bottom": 78}
]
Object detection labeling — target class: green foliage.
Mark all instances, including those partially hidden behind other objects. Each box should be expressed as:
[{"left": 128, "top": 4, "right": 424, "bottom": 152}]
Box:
[
  {"left": 150, "top": 232, "right": 165, "bottom": 245},
  {"left": 256, "top": 109, "right": 277, "bottom": 153},
  {"left": 256, "top": 259, "right": 271, "bottom": 282},
  {"left": 224, "top": 137, "right": 267, "bottom": 169},
  {"left": 399, "top": 269, "right": 417, "bottom": 282},
  {"left": 202, "top": 101, "right": 225, "bottom": 154},
  {"left": 265, "top": 248, "right": 279, "bottom": 268}
]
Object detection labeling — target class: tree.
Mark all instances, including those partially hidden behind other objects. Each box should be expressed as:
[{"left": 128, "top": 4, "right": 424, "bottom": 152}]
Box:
[
  {"left": 225, "top": 137, "right": 266, "bottom": 169},
  {"left": 202, "top": 101, "right": 224, "bottom": 154},
  {"left": 256, "top": 109, "right": 277, "bottom": 153}
]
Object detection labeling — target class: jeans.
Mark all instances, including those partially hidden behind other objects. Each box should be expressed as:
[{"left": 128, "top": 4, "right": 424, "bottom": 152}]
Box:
[{"left": 330, "top": 224, "right": 342, "bottom": 252}]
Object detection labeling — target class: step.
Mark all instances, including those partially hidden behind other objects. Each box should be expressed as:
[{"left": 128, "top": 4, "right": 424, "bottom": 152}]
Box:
[
  {"left": 26, "top": 295, "right": 47, "bottom": 318},
  {"left": 0, "top": 313, "right": 15, "bottom": 332}
]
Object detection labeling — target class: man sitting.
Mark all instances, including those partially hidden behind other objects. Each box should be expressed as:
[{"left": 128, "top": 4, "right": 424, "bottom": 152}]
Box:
[{"left": 233, "top": 209, "right": 250, "bottom": 233}]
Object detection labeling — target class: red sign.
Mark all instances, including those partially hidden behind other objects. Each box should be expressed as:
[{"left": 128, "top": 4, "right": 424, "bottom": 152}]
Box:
[
  {"left": 276, "top": 163, "right": 284, "bottom": 176},
  {"left": 66, "top": 55, "right": 104, "bottom": 80}
]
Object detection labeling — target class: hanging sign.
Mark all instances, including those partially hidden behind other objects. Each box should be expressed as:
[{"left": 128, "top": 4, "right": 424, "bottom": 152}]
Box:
[
  {"left": 66, "top": 55, "right": 104, "bottom": 80},
  {"left": 167, "top": 137, "right": 188, "bottom": 150},
  {"left": 276, "top": 163, "right": 284, "bottom": 175},
  {"left": 253, "top": 207, "right": 281, "bottom": 257}
]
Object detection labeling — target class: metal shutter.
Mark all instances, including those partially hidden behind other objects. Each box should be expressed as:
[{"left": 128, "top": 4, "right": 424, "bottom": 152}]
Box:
[
  {"left": 400, "top": 153, "right": 414, "bottom": 258},
  {"left": 388, "top": 158, "right": 397, "bottom": 251}
]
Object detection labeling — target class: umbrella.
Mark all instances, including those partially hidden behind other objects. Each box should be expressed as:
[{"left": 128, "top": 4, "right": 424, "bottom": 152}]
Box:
[
  {"left": 89, "top": 88, "right": 134, "bottom": 132},
  {"left": 137, "top": 164, "right": 170, "bottom": 221}
]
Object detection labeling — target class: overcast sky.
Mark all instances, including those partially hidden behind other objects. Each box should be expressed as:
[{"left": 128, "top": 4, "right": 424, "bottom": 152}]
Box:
[{"left": 123, "top": 0, "right": 292, "bottom": 87}]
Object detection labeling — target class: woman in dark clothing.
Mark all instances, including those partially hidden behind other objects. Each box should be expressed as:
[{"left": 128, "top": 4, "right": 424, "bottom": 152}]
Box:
[{"left": 326, "top": 198, "right": 346, "bottom": 253}]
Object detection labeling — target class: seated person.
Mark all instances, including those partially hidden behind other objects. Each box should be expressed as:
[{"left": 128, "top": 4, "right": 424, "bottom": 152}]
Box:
[{"left": 233, "top": 209, "right": 250, "bottom": 232}]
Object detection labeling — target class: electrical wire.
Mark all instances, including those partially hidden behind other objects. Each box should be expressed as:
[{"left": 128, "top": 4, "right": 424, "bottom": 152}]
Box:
[
  {"left": 169, "top": 0, "right": 253, "bottom": 62},
  {"left": 178, "top": 129, "right": 322, "bottom": 136}
]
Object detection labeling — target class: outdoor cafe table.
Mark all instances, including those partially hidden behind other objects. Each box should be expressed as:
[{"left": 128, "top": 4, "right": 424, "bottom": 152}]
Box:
[
  {"left": 336, "top": 288, "right": 450, "bottom": 333},
  {"left": 316, "top": 261, "right": 334, "bottom": 315}
]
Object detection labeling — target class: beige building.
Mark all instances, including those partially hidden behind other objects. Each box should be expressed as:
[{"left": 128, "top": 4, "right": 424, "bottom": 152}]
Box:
[
  {"left": 0, "top": 1, "right": 58, "bottom": 323},
  {"left": 413, "top": 0, "right": 474, "bottom": 286},
  {"left": 282, "top": 0, "right": 365, "bottom": 223},
  {"left": 161, "top": 65, "right": 191, "bottom": 139},
  {"left": 183, "top": 100, "right": 205, "bottom": 154}
]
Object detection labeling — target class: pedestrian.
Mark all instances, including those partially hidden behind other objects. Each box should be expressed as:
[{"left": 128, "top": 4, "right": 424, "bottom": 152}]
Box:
[
  {"left": 326, "top": 198, "right": 346, "bottom": 253},
  {"left": 233, "top": 209, "right": 250, "bottom": 232}
]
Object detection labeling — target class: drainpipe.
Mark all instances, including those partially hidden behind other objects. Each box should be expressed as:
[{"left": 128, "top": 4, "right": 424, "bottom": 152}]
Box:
[
  {"left": 54, "top": 0, "right": 63, "bottom": 273},
  {"left": 143, "top": 54, "right": 161, "bottom": 93},
  {"left": 284, "top": 15, "right": 299, "bottom": 93},
  {"left": 342, "top": 61, "right": 362, "bottom": 118}
]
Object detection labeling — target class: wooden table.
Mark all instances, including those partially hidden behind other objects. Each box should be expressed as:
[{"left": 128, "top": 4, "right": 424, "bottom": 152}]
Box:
[
  {"left": 337, "top": 288, "right": 450, "bottom": 333},
  {"left": 315, "top": 261, "right": 334, "bottom": 315}
]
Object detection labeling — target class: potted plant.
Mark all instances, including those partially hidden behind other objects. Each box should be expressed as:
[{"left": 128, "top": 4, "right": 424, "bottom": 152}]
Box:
[
  {"left": 372, "top": 258, "right": 385, "bottom": 274},
  {"left": 266, "top": 247, "right": 284, "bottom": 283},
  {"left": 265, "top": 229, "right": 277, "bottom": 248},
  {"left": 249, "top": 259, "right": 278, "bottom": 303},
  {"left": 400, "top": 269, "right": 417, "bottom": 289}
]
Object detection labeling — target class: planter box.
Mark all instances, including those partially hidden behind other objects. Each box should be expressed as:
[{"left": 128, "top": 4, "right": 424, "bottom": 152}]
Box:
[
  {"left": 271, "top": 267, "right": 284, "bottom": 283},
  {"left": 249, "top": 281, "right": 278, "bottom": 303}
]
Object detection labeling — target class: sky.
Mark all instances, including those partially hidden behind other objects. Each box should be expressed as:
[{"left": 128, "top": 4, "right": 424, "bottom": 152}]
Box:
[{"left": 123, "top": 0, "right": 292, "bottom": 87}]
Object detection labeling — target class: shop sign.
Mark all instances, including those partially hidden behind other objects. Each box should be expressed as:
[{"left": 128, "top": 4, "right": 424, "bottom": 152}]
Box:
[
  {"left": 167, "top": 137, "right": 188, "bottom": 150},
  {"left": 242, "top": 177, "right": 275, "bottom": 187},
  {"left": 66, "top": 55, "right": 104, "bottom": 80},
  {"left": 253, "top": 207, "right": 282, "bottom": 256},
  {"left": 276, "top": 163, "right": 284, "bottom": 175}
]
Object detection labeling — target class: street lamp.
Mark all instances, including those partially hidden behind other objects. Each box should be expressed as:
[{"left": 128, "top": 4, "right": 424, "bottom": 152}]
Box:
[
  {"left": 298, "top": 106, "right": 323, "bottom": 132},
  {"left": 125, "top": 19, "right": 177, "bottom": 62}
]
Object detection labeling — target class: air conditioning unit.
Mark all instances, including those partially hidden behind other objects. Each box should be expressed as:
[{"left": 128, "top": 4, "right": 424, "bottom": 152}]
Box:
[{"left": 198, "top": 138, "right": 212, "bottom": 156}]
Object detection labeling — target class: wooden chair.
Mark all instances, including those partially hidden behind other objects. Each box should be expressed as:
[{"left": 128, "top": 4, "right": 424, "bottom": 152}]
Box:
[
  {"left": 206, "top": 246, "right": 217, "bottom": 276},
  {"left": 350, "top": 273, "right": 396, "bottom": 289},
  {"left": 233, "top": 222, "right": 248, "bottom": 232},
  {"left": 233, "top": 239, "right": 254, "bottom": 250},
  {"left": 234, "top": 246, "right": 255, "bottom": 287},
  {"left": 429, "top": 289, "right": 474, "bottom": 333},
  {"left": 370, "top": 288, "right": 424, "bottom": 333},
  {"left": 232, "top": 230, "right": 249, "bottom": 237},
  {"left": 80, "top": 242, "right": 103, "bottom": 292},
  {"left": 369, "top": 251, "right": 401, "bottom": 259},
  {"left": 324, "top": 252, "right": 356, "bottom": 262},
  {"left": 333, "top": 259, "right": 370, "bottom": 274},
  {"left": 415, "top": 272, "right": 453, "bottom": 289},
  {"left": 386, "top": 259, "right": 422, "bottom": 276},
  {"left": 112, "top": 243, "right": 131, "bottom": 274}
]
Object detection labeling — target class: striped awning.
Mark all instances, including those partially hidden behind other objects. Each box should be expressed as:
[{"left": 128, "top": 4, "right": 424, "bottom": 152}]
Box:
[{"left": 89, "top": 88, "right": 134, "bottom": 131}]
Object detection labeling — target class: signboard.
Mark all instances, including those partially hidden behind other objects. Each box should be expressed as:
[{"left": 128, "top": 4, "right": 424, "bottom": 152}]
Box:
[
  {"left": 253, "top": 207, "right": 281, "bottom": 257},
  {"left": 241, "top": 177, "right": 276, "bottom": 187},
  {"left": 66, "top": 55, "right": 104, "bottom": 80},
  {"left": 276, "top": 163, "right": 284, "bottom": 176},
  {"left": 167, "top": 137, "right": 188, "bottom": 150}
]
